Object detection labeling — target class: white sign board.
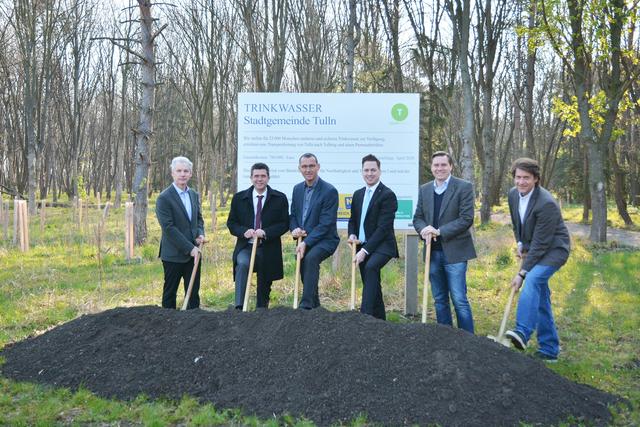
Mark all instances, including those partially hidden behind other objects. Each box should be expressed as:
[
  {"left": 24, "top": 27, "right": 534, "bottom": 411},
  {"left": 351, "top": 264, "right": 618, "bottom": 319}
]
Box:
[{"left": 237, "top": 93, "right": 420, "bottom": 230}]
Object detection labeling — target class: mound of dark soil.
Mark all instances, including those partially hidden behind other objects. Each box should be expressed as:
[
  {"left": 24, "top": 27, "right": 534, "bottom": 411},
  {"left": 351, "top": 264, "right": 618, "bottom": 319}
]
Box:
[{"left": 1, "top": 306, "right": 619, "bottom": 426}]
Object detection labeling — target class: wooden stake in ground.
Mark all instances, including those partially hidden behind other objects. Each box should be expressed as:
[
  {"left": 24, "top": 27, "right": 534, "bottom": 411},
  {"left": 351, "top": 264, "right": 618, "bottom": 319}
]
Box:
[
  {"left": 124, "top": 202, "right": 134, "bottom": 260},
  {"left": 39, "top": 200, "right": 46, "bottom": 234},
  {"left": 422, "top": 235, "right": 432, "bottom": 324},
  {"left": 16, "top": 200, "right": 29, "bottom": 252},
  {"left": 182, "top": 243, "right": 203, "bottom": 311},
  {"left": 293, "top": 236, "right": 302, "bottom": 309},
  {"left": 2, "top": 201, "right": 8, "bottom": 240},
  {"left": 209, "top": 192, "right": 217, "bottom": 232},
  {"left": 349, "top": 239, "right": 360, "bottom": 310},
  {"left": 242, "top": 238, "right": 260, "bottom": 312},
  {"left": 13, "top": 198, "right": 18, "bottom": 245}
]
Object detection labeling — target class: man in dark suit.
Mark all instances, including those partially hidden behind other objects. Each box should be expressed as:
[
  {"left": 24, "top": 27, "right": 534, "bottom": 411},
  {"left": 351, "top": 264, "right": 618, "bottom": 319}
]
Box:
[
  {"left": 505, "top": 158, "right": 570, "bottom": 362},
  {"left": 290, "top": 153, "right": 339, "bottom": 309},
  {"left": 413, "top": 151, "right": 476, "bottom": 333},
  {"left": 227, "top": 163, "right": 289, "bottom": 309},
  {"left": 155, "top": 156, "right": 205, "bottom": 309},
  {"left": 347, "top": 154, "right": 399, "bottom": 320}
]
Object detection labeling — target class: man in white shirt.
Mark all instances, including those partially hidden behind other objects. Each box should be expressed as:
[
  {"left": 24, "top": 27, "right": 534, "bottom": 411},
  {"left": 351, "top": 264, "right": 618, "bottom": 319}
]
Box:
[{"left": 505, "top": 158, "right": 570, "bottom": 362}]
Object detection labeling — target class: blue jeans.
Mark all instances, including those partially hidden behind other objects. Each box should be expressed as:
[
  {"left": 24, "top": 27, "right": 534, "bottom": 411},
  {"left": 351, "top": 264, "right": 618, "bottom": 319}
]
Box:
[
  {"left": 514, "top": 264, "right": 560, "bottom": 357},
  {"left": 429, "top": 250, "right": 474, "bottom": 333}
]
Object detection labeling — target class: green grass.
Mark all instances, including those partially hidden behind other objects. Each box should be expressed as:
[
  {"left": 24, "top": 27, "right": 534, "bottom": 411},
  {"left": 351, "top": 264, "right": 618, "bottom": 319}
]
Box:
[
  {"left": 0, "top": 200, "right": 638, "bottom": 425},
  {"left": 561, "top": 202, "right": 640, "bottom": 231}
]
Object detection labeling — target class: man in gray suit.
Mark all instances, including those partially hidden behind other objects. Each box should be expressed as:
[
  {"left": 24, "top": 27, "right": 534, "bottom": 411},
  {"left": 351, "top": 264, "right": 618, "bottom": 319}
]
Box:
[
  {"left": 505, "top": 158, "right": 570, "bottom": 362},
  {"left": 413, "top": 151, "right": 476, "bottom": 333},
  {"left": 156, "top": 156, "right": 205, "bottom": 309}
]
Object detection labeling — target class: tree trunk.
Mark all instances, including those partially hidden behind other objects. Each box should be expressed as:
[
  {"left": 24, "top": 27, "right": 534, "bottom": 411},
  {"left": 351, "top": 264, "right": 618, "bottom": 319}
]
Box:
[
  {"left": 132, "top": 0, "right": 159, "bottom": 246},
  {"left": 454, "top": 0, "right": 475, "bottom": 184},
  {"left": 345, "top": 0, "right": 357, "bottom": 93}
]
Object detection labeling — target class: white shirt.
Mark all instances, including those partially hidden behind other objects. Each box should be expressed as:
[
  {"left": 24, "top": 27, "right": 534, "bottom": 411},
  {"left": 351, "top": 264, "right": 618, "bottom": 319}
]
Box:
[
  {"left": 434, "top": 175, "right": 451, "bottom": 195},
  {"left": 172, "top": 183, "right": 191, "bottom": 220},
  {"left": 518, "top": 190, "right": 533, "bottom": 225},
  {"left": 252, "top": 188, "right": 268, "bottom": 218}
]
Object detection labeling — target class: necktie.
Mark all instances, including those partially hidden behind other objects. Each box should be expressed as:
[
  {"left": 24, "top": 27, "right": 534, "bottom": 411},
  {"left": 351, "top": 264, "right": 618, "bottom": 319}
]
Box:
[
  {"left": 255, "top": 195, "right": 264, "bottom": 230},
  {"left": 358, "top": 188, "right": 372, "bottom": 242}
]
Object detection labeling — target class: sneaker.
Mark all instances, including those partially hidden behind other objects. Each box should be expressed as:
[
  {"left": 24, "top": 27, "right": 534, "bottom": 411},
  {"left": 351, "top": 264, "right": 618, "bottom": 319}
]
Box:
[
  {"left": 505, "top": 330, "right": 527, "bottom": 350},
  {"left": 535, "top": 351, "right": 558, "bottom": 363}
]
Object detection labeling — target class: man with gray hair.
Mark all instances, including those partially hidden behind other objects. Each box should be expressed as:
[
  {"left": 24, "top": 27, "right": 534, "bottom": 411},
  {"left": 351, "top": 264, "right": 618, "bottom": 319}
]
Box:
[{"left": 156, "top": 156, "right": 205, "bottom": 309}]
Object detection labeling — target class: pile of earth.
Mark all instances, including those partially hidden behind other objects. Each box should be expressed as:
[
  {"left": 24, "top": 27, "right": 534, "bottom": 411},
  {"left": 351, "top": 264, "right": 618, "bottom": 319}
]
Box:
[{"left": 1, "top": 306, "right": 620, "bottom": 426}]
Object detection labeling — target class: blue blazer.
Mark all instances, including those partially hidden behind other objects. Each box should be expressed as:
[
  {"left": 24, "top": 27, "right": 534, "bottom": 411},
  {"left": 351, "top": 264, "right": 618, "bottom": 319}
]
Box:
[{"left": 289, "top": 177, "right": 339, "bottom": 254}]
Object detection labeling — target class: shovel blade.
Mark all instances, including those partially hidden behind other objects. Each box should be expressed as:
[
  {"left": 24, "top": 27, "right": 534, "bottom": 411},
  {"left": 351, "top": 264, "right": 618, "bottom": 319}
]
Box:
[{"left": 487, "top": 334, "right": 512, "bottom": 348}]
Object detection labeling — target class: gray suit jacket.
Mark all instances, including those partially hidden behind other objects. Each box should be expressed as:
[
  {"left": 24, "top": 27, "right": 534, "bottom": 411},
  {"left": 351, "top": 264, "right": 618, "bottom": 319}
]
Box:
[
  {"left": 156, "top": 184, "right": 205, "bottom": 263},
  {"left": 508, "top": 186, "right": 570, "bottom": 272},
  {"left": 413, "top": 175, "right": 477, "bottom": 264}
]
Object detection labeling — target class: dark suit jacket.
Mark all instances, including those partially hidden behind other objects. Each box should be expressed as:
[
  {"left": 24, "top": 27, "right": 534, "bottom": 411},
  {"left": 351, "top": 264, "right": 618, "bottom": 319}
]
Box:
[
  {"left": 348, "top": 182, "right": 399, "bottom": 258},
  {"left": 227, "top": 185, "right": 289, "bottom": 281},
  {"left": 412, "top": 175, "right": 477, "bottom": 264},
  {"left": 508, "top": 185, "right": 570, "bottom": 272},
  {"left": 289, "top": 177, "right": 339, "bottom": 254},
  {"left": 156, "top": 184, "right": 205, "bottom": 263}
]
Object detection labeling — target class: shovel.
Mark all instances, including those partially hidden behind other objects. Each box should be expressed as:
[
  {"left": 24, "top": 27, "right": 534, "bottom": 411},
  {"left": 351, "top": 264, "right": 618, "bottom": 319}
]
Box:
[
  {"left": 421, "top": 235, "right": 432, "bottom": 324},
  {"left": 293, "top": 236, "right": 302, "bottom": 309},
  {"left": 487, "top": 285, "right": 517, "bottom": 347},
  {"left": 242, "top": 237, "right": 260, "bottom": 312},
  {"left": 488, "top": 258, "right": 524, "bottom": 346},
  {"left": 349, "top": 239, "right": 360, "bottom": 310},
  {"left": 181, "top": 242, "right": 203, "bottom": 311}
]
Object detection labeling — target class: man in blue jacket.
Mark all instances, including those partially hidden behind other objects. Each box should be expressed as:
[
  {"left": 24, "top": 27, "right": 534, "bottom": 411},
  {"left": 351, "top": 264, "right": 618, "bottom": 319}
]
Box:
[{"left": 290, "top": 153, "right": 339, "bottom": 309}]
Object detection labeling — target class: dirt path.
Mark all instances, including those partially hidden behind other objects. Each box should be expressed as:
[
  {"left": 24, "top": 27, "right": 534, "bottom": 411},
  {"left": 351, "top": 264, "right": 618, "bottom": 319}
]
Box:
[{"left": 491, "top": 213, "right": 640, "bottom": 248}]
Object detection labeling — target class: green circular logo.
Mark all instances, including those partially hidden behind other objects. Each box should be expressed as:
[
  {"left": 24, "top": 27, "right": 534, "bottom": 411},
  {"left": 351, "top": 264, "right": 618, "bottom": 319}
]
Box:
[{"left": 391, "top": 103, "right": 409, "bottom": 121}]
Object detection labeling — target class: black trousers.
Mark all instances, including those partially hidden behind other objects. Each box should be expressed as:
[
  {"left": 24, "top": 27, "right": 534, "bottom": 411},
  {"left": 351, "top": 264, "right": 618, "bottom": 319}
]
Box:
[
  {"left": 358, "top": 251, "right": 392, "bottom": 320},
  {"left": 162, "top": 258, "right": 201, "bottom": 309}
]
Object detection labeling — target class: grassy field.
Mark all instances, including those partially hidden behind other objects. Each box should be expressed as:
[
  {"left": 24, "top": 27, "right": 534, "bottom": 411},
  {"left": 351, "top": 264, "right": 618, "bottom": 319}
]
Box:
[{"left": 0, "top": 197, "right": 638, "bottom": 426}]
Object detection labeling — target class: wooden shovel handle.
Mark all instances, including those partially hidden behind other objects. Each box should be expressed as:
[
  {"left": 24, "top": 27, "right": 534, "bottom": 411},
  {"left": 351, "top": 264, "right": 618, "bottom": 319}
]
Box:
[
  {"left": 181, "top": 242, "right": 203, "bottom": 311},
  {"left": 497, "top": 286, "right": 517, "bottom": 338},
  {"left": 293, "top": 236, "right": 302, "bottom": 309},
  {"left": 349, "top": 240, "right": 360, "bottom": 310},
  {"left": 421, "top": 236, "right": 432, "bottom": 324},
  {"left": 242, "top": 238, "right": 260, "bottom": 312}
]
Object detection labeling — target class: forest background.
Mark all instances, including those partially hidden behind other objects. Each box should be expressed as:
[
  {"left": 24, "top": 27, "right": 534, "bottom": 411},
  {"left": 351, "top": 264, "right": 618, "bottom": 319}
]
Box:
[{"left": 1, "top": 0, "right": 639, "bottom": 245}]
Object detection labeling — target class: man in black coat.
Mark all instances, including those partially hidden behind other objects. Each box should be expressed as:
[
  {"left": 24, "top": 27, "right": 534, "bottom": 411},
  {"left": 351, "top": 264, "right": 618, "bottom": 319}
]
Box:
[
  {"left": 505, "top": 158, "right": 570, "bottom": 362},
  {"left": 227, "top": 163, "right": 289, "bottom": 309},
  {"left": 156, "top": 156, "right": 205, "bottom": 309},
  {"left": 348, "top": 154, "right": 399, "bottom": 320}
]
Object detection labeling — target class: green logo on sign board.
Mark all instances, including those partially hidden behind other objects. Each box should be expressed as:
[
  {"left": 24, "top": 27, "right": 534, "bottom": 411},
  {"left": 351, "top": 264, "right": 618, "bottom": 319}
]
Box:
[
  {"left": 395, "top": 200, "right": 413, "bottom": 219},
  {"left": 391, "top": 103, "right": 409, "bottom": 121}
]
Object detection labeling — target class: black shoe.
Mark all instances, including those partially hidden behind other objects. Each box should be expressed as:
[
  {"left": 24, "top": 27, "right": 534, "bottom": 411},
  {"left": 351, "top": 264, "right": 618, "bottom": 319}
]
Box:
[
  {"left": 534, "top": 351, "right": 558, "bottom": 363},
  {"left": 235, "top": 305, "right": 242, "bottom": 311},
  {"left": 505, "top": 330, "right": 527, "bottom": 350}
]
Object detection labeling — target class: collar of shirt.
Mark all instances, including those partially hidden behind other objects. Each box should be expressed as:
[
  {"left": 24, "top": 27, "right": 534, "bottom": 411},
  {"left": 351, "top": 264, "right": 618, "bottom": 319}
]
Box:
[
  {"left": 433, "top": 175, "right": 451, "bottom": 195},
  {"left": 172, "top": 182, "right": 189, "bottom": 196},
  {"left": 365, "top": 181, "right": 381, "bottom": 195},
  {"left": 252, "top": 188, "right": 268, "bottom": 212},
  {"left": 518, "top": 190, "right": 533, "bottom": 223},
  {"left": 305, "top": 177, "right": 319, "bottom": 190}
]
